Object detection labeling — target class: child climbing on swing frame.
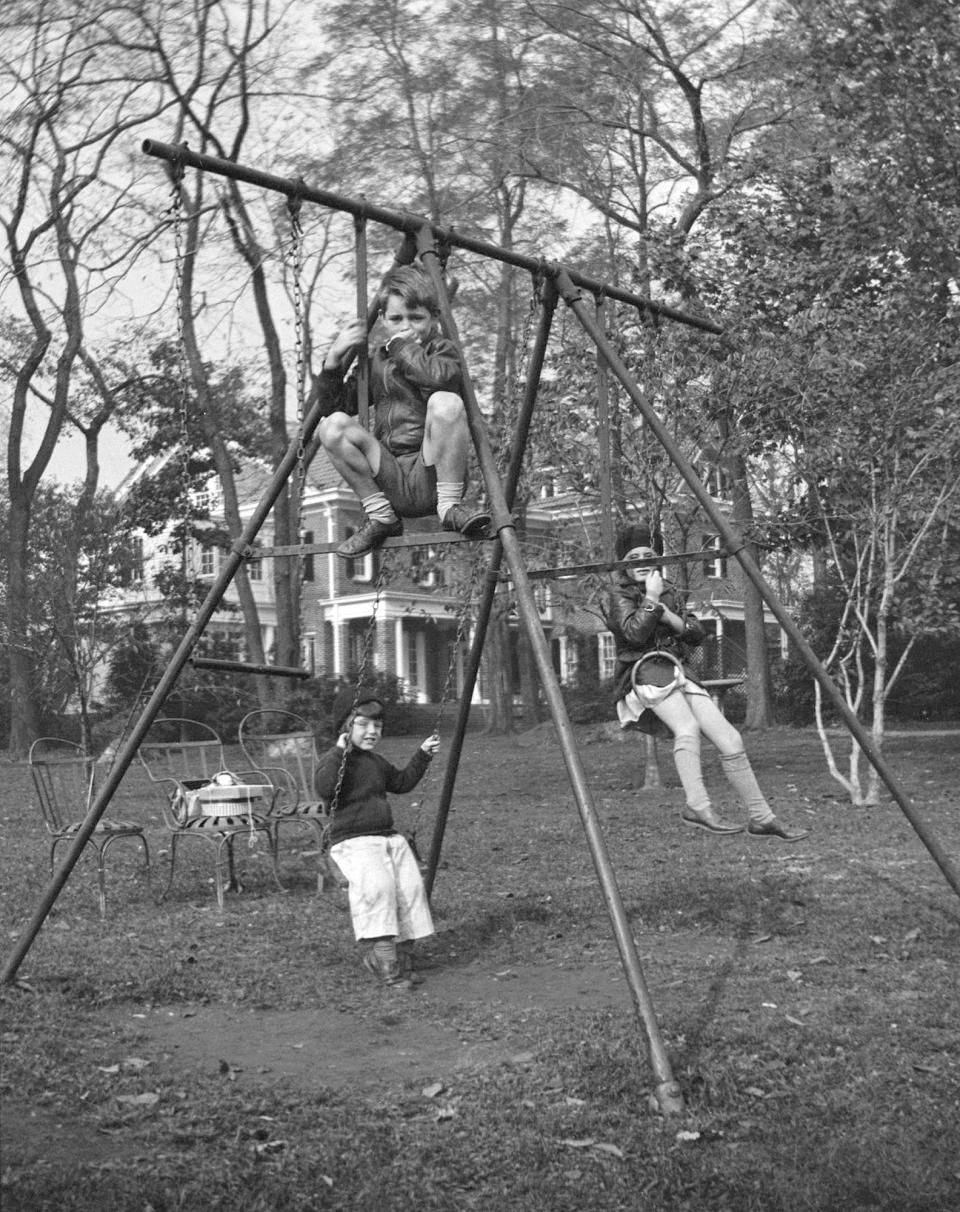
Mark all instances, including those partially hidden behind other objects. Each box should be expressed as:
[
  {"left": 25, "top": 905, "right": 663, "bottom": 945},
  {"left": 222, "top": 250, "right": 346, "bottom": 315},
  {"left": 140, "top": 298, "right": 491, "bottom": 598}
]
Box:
[
  {"left": 316, "top": 262, "right": 491, "bottom": 558},
  {"left": 611, "top": 523, "right": 809, "bottom": 841},
  {"left": 315, "top": 685, "right": 439, "bottom": 989}
]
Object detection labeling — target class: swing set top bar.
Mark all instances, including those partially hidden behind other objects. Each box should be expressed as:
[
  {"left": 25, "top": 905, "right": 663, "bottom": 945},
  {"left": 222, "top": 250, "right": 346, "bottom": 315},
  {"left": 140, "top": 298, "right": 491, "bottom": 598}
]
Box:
[{"left": 141, "top": 139, "right": 723, "bottom": 337}]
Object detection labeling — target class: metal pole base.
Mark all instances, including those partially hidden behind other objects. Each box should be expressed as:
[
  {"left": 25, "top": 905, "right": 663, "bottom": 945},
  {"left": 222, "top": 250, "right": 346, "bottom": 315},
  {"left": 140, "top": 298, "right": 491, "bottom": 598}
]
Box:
[{"left": 653, "top": 1080, "right": 685, "bottom": 1116}]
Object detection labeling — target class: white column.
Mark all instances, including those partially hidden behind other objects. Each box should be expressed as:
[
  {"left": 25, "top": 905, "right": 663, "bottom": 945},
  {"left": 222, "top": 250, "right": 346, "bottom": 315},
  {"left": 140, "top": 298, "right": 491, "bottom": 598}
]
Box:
[
  {"left": 415, "top": 631, "right": 427, "bottom": 703},
  {"left": 394, "top": 617, "right": 405, "bottom": 683}
]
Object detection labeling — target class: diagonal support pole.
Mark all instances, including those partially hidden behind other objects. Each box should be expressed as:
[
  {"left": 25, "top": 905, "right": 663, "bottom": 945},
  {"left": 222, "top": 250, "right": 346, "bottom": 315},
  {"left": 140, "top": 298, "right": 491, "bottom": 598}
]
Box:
[
  {"left": 417, "top": 231, "right": 684, "bottom": 1114},
  {"left": 1, "top": 392, "right": 333, "bottom": 987},
  {"left": 557, "top": 268, "right": 960, "bottom": 902},
  {"left": 424, "top": 275, "right": 559, "bottom": 899}
]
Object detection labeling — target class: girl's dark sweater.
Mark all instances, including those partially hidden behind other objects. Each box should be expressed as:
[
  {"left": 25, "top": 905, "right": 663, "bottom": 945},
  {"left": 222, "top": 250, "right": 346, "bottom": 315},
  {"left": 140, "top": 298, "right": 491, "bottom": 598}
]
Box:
[{"left": 314, "top": 744, "right": 432, "bottom": 846}]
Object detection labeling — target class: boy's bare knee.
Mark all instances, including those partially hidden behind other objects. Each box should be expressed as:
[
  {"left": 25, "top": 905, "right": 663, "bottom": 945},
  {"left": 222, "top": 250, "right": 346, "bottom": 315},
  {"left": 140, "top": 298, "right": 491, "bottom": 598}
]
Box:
[
  {"left": 319, "top": 411, "right": 354, "bottom": 447},
  {"left": 426, "top": 391, "right": 465, "bottom": 424}
]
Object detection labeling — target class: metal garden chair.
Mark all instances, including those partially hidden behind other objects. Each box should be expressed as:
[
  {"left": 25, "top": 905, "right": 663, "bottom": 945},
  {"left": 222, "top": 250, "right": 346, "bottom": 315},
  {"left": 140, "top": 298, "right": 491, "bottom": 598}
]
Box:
[
  {"left": 136, "top": 717, "right": 283, "bottom": 909},
  {"left": 29, "top": 738, "right": 150, "bottom": 918},
  {"left": 238, "top": 709, "right": 341, "bottom": 891}
]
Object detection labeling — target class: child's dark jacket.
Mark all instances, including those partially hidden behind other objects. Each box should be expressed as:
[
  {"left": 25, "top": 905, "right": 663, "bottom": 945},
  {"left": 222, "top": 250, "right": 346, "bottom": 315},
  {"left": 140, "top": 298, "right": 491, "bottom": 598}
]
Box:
[
  {"left": 314, "top": 744, "right": 432, "bottom": 846},
  {"left": 610, "top": 577, "right": 705, "bottom": 703},
  {"left": 316, "top": 333, "right": 462, "bottom": 457}
]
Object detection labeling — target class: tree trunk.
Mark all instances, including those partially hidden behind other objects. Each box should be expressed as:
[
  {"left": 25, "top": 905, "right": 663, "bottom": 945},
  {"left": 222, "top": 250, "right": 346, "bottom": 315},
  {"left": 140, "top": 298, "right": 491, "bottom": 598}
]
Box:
[
  {"left": 6, "top": 495, "right": 41, "bottom": 756},
  {"left": 642, "top": 734, "right": 662, "bottom": 787},
  {"left": 727, "top": 448, "right": 776, "bottom": 729}
]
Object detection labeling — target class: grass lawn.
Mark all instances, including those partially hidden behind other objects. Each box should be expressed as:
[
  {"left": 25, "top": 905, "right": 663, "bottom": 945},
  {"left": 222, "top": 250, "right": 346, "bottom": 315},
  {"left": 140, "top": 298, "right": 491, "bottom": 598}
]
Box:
[{"left": 1, "top": 723, "right": 959, "bottom": 1211}]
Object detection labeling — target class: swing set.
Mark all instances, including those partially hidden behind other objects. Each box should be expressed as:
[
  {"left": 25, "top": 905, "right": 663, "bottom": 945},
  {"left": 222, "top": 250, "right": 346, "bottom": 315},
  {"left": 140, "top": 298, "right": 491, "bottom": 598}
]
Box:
[{"left": 5, "top": 140, "right": 959, "bottom": 1118}]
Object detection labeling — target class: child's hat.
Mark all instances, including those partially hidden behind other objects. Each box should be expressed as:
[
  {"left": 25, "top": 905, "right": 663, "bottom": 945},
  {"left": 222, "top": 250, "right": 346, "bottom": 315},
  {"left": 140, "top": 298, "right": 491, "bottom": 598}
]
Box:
[
  {"left": 332, "top": 684, "right": 385, "bottom": 734},
  {"left": 615, "top": 523, "right": 663, "bottom": 560}
]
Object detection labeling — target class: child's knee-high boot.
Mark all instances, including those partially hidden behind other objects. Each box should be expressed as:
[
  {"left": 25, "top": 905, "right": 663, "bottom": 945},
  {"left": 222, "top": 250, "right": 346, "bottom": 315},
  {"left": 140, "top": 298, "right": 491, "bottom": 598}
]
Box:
[{"left": 674, "top": 734, "right": 743, "bottom": 834}]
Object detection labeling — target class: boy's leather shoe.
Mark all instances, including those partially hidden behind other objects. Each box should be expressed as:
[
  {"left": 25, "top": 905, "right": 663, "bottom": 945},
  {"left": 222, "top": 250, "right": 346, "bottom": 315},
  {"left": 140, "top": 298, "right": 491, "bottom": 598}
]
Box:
[
  {"left": 441, "top": 501, "right": 491, "bottom": 538},
  {"left": 681, "top": 805, "right": 744, "bottom": 834},
  {"left": 337, "top": 516, "right": 403, "bottom": 557},
  {"left": 747, "top": 817, "right": 809, "bottom": 841},
  {"left": 362, "top": 951, "right": 413, "bottom": 990}
]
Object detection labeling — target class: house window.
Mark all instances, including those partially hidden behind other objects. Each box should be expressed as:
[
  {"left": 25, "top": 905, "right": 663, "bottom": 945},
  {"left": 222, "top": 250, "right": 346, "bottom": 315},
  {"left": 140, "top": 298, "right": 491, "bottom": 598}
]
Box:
[
  {"left": 248, "top": 556, "right": 263, "bottom": 582},
  {"left": 193, "top": 481, "right": 221, "bottom": 517},
  {"left": 302, "top": 632, "right": 316, "bottom": 675},
  {"left": 344, "top": 527, "right": 374, "bottom": 582},
  {"left": 700, "top": 463, "right": 732, "bottom": 500},
  {"left": 199, "top": 544, "right": 217, "bottom": 578},
  {"left": 702, "top": 534, "right": 727, "bottom": 579},
  {"left": 598, "top": 631, "right": 616, "bottom": 681},
  {"left": 129, "top": 535, "right": 144, "bottom": 585},
  {"left": 410, "top": 546, "right": 442, "bottom": 589},
  {"left": 560, "top": 636, "right": 579, "bottom": 684}
]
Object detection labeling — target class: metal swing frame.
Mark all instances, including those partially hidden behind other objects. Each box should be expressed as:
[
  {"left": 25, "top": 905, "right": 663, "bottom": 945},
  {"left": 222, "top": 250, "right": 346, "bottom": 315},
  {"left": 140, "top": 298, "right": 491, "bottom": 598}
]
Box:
[{"left": 6, "top": 142, "right": 959, "bottom": 1122}]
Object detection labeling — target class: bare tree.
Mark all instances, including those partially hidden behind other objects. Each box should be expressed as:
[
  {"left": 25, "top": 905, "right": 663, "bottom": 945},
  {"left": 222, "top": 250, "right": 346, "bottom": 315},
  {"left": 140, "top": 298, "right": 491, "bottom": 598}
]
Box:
[{"left": 1, "top": 0, "right": 182, "bottom": 755}]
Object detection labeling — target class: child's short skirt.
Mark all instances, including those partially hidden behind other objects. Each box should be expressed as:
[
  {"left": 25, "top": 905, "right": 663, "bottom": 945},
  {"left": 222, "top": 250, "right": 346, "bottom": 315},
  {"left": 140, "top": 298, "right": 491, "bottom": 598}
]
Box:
[{"left": 616, "top": 666, "right": 709, "bottom": 729}]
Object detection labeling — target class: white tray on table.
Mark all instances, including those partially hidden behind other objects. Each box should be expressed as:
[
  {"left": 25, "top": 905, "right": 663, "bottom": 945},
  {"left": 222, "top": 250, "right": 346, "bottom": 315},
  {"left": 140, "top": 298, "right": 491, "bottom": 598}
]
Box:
[{"left": 185, "top": 782, "right": 273, "bottom": 817}]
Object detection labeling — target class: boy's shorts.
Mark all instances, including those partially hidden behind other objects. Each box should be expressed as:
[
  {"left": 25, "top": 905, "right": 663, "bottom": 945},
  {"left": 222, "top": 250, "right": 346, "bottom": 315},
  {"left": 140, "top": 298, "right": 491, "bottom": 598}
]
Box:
[{"left": 374, "top": 449, "right": 438, "bottom": 518}]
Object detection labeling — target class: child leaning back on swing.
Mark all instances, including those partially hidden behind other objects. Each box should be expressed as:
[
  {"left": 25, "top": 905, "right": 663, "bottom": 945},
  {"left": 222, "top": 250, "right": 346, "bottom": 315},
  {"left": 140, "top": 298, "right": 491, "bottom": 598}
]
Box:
[
  {"left": 315, "top": 685, "right": 440, "bottom": 990},
  {"left": 315, "top": 261, "right": 491, "bottom": 558},
  {"left": 610, "top": 522, "right": 809, "bottom": 842}
]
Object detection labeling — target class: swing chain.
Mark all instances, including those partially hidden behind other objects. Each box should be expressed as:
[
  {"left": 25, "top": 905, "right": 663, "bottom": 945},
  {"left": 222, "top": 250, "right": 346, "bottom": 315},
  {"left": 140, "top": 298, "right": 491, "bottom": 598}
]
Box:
[{"left": 286, "top": 188, "right": 307, "bottom": 557}]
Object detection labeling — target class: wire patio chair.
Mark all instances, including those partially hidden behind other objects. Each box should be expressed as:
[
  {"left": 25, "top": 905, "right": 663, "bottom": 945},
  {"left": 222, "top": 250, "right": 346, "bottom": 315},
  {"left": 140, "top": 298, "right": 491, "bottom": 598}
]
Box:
[
  {"left": 238, "top": 709, "right": 343, "bottom": 892},
  {"left": 136, "top": 717, "right": 283, "bottom": 909},
  {"left": 29, "top": 738, "right": 150, "bottom": 918}
]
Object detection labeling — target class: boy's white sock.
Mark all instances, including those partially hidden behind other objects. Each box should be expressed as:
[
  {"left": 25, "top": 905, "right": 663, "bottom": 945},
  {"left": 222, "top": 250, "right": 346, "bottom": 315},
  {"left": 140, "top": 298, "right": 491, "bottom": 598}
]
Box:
[
  {"left": 435, "top": 481, "right": 463, "bottom": 522},
  {"left": 360, "top": 491, "right": 399, "bottom": 524}
]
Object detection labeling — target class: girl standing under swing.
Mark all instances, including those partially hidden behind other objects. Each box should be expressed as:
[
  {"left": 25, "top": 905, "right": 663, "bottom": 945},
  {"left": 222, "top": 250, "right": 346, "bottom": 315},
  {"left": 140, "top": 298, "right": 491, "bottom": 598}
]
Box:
[{"left": 611, "top": 524, "right": 808, "bottom": 841}]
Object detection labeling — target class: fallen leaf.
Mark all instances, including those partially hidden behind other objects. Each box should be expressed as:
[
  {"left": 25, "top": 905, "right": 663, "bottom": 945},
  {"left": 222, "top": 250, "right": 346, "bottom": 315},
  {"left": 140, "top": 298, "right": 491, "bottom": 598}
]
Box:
[
  {"left": 675, "top": 1130, "right": 701, "bottom": 1143},
  {"left": 116, "top": 1092, "right": 160, "bottom": 1107},
  {"left": 784, "top": 1015, "right": 806, "bottom": 1027},
  {"left": 786, "top": 970, "right": 802, "bottom": 982},
  {"left": 592, "top": 1142, "right": 624, "bottom": 1159},
  {"left": 559, "top": 1138, "right": 596, "bottom": 1149},
  {"left": 421, "top": 1082, "right": 444, "bottom": 1099},
  {"left": 744, "top": 1086, "right": 766, "bottom": 1098},
  {"left": 97, "top": 1065, "right": 121, "bottom": 1075}
]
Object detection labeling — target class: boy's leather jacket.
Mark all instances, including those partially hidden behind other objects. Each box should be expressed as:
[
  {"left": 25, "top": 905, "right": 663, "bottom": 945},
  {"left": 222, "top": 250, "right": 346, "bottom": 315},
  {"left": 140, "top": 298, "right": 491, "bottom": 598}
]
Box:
[
  {"left": 610, "top": 577, "right": 704, "bottom": 701},
  {"left": 316, "top": 333, "right": 462, "bottom": 457}
]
